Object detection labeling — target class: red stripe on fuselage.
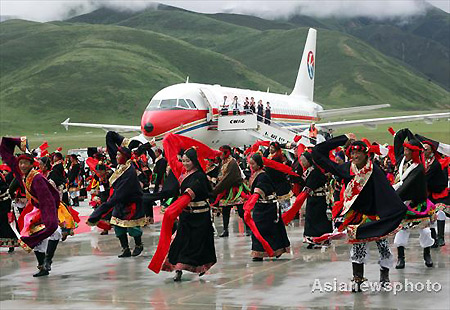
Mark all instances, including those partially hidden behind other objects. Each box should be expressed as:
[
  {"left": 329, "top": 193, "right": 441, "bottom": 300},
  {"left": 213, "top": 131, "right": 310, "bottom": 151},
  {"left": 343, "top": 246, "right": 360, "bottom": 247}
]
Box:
[
  {"left": 140, "top": 110, "right": 319, "bottom": 137},
  {"left": 141, "top": 110, "right": 206, "bottom": 137}
]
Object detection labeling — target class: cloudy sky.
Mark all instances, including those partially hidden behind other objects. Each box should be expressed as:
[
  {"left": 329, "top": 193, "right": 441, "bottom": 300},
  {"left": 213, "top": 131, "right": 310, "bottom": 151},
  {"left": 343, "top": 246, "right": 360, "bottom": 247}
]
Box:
[{"left": 1, "top": 0, "right": 449, "bottom": 22}]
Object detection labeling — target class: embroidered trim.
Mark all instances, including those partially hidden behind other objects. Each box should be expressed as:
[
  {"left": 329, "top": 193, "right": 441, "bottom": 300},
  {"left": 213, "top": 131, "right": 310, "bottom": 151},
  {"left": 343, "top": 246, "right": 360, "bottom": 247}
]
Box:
[
  {"left": 249, "top": 169, "right": 263, "bottom": 189},
  {"left": 341, "top": 160, "right": 373, "bottom": 216},
  {"left": 253, "top": 187, "right": 265, "bottom": 199},
  {"left": 161, "top": 260, "right": 215, "bottom": 274},
  {"left": 109, "top": 160, "right": 132, "bottom": 186},
  {"left": 187, "top": 201, "right": 208, "bottom": 207},
  {"left": 29, "top": 224, "right": 46, "bottom": 235},
  {"left": 18, "top": 239, "right": 32, "bottom": 253},
  {"left": 110, "top": 216, "right": 148, "bottom": 228},
  {"left": 251, "top": 247, "right": 290, "bottom": 258},
  {"left": 25, "top": 170, "right": 39, "bottom": 203},
  {"left": 0, "top": 238, "right": 19, "bottom": 247},
  {"left": 277, "top": 191, "right": 293, "bottom": 201},
  {"left": 183, "top": 207, "right": 210, "bottom": 214},
  {"left": 185, "top": 188, "right": 195, "bottom": 200}
]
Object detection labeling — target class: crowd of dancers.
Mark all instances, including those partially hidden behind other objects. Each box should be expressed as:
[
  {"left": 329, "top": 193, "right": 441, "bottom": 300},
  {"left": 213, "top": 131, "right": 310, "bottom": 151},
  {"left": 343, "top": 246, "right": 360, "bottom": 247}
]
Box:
[{"left": 0, "top": 126, "right": 448, "bottom": 291}]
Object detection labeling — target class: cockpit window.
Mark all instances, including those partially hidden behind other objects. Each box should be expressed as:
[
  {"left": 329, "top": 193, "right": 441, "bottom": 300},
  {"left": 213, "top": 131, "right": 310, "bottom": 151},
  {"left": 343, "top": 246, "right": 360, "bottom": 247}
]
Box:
[
  {"left": 159, "top": 99, "right": 177, "bottom": 109},
  {"left": 177, "top": 99, "right": 190, "bottom": 109},
  {"left": 146, "top": 99, "right": 160, "bottom": 110},
  {"left": 145, "top": 98, "right": 197, "bottom": 111},
  {"left": 186, "top": 99, "right": 197, "bottom": 109}
]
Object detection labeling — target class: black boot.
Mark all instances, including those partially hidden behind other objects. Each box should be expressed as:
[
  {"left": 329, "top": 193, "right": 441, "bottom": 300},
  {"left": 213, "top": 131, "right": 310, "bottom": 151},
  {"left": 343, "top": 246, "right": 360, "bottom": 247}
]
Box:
[
  {"left": 219, "top": 229, "right": 229, "bottom": 237},
  {"left": 351, "top": 263, "right": 365, "bottom": 292},
  {"left": 173, "top": 270, "right": 182, "bottom": 282},
  {"left": 379, "top": 267, "right": 390, "bottom": 287},
  {"left": 132, "top": 236, "right": 144, "bottom": 257},
  {"left": 220, "top": 207, "right": 230, "bottom": 237},
  {"left": 423, "top": 247, "right": 433, "bottom": 267},
  {"left": 431, "top": 228, "right": 438, "bottom": 248},
  {"left": 72, "top": 197, "right": 79, "bottom": 207},
  {"left": 395, "top": 246, "right": 405, "bottom": 269},
  {"left": 44, "top": 240, "right": 59, "bottom": 271},
  {"left": 8, "top": 247, "right": 14, "bottom": 253},
  {"left": 117, "top": 235, "right": 131, "bottom": 258},
  {"left": 437, "top": 220, "right": 446, "bottom": 247},
  {"left": 33, "top": 252, "right": 49, "bottom": 277},
  {"left": 245, "top": 225, "right": 251, "bottom": 236}
]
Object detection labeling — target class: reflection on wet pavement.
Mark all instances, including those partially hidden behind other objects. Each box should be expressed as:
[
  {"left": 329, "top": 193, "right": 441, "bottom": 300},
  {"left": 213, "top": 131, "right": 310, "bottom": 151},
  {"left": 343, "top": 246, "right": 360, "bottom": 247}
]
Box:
[{"left": 1, "top": 214, "right": 449, "bottom": 309}]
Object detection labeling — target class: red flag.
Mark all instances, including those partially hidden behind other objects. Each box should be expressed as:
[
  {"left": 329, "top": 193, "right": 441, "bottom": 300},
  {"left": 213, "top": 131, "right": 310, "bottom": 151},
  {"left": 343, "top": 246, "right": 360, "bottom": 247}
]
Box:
[
  {"left": 39, "top": 141, "right": 49, "bottom": 151},
  {"left": 388, "top": 127, "right": 396, "bottom": 136},
  {"left": 41, "top": 150, "right": 49, "bottom": 157},
  {"left": 56, "top": 147, "right": 62, "bottom": 152}
]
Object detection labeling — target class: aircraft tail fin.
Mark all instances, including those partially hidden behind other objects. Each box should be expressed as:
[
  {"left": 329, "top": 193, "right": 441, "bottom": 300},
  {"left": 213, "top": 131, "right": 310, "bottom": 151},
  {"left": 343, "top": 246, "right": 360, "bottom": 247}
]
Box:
[{"left": 290, "top": 28, "right": 317, "bottom": 100}]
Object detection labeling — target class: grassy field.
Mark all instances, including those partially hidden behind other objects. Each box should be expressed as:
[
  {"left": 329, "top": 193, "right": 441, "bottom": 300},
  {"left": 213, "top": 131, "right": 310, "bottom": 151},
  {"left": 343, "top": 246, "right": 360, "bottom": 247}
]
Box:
[{"left": 11, "top": 111, "right": 449, "bottom": 155}]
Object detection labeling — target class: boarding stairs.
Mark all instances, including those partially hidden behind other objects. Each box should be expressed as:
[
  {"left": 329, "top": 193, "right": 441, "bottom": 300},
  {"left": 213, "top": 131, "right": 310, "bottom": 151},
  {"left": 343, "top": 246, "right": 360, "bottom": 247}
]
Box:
[{"left": 215, "top": 113, "right": 297, "bottom": 144}]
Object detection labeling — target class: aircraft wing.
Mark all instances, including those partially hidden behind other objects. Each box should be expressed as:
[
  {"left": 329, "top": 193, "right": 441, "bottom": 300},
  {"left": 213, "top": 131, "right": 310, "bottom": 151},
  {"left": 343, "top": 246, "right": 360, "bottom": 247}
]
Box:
[
  {"left": 317, "top": 104, "right": 390, "bottom": 118},
  {"left": 61, "top": 118, "right": 141, "bottom": 133},
  {"left": 286, "top": 112, "right": 450, "bottom": 131}
]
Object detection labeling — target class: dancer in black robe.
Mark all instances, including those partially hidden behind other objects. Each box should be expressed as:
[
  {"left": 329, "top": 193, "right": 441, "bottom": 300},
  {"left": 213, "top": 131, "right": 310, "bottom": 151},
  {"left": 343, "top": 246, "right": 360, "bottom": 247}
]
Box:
[
  {"left": 162, "top": 148, "right": 217, "bottom": 281},
  {"left": 312, "top": 134, "right": 406, "bottom": 291},
  {"left": 300, "top": 152, "right": 332, "bottom": 248},
  {"left": 248, "top": 153, "right": 290, "bottom": 260}
]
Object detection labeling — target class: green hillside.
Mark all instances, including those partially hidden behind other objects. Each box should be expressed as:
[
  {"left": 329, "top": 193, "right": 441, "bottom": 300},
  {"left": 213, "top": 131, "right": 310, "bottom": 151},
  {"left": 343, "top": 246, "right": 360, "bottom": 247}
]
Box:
[
  {"left": 0, "top": 20, "right": 287, "bottom": 135},
  {"left": 287, "top": 9, "right": 450, "bottom": 89},
  {"left": 0, "top": 6, "right": 449, "bottom": 137},
  {"left": 214, "top": 28, "right": 449, "bottom": 110}
]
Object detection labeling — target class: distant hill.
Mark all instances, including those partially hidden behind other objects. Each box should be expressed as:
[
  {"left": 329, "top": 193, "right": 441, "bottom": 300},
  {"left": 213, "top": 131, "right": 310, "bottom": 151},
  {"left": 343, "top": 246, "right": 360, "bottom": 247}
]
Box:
[
  {"left": 0, "top": 20, "right": 286, "bottom": 134},
  {"left": 286, "top": 8, "right": 450, "bottom": 90},
  {"left": 0, "top": 5, "right": 449, "bottom": 135}
]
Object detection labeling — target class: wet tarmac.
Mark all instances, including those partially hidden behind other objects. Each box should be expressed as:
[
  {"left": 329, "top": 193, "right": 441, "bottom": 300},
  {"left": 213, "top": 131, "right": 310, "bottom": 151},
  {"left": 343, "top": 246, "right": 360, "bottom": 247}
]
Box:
[{"left": 1, "top": 205, "right": 449, "bottom": 310}]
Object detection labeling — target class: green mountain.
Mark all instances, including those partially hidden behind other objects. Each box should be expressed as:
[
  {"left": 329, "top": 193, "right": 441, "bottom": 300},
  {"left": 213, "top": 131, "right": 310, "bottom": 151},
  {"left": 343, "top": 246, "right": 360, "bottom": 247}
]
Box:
[
  {"left": 0, "top": 20, "right": 286, "bottom": 134},
  {"left": 67, "top": 6, "right": 449, "bottom": 108},
  {"left": 1, "top": 6, "right": 449, "bottom": 136},
  {"left": 286, "top": 8, "right": 450, "bottom": 89}
]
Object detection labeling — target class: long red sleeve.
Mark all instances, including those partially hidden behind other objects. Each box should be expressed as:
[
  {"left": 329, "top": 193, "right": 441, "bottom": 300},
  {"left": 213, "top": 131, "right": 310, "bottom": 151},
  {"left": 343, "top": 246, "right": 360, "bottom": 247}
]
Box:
[
  {"left": 282, "top": 191, "right": 308, "bottom": 225},
  {"left": 148, "top": 194, "right": 191, "bottom": 273},
  {"left": 243, "top": 193, "right": 274, "bottom": 257}
]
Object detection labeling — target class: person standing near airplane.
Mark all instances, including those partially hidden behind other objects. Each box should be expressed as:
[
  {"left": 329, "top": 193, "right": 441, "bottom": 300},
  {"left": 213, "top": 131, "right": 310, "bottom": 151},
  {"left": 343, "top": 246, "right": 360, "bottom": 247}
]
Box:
[
  {"left": 257, "top": 100, "right": 264, "bottom": 122},
  {"left": 232, "top": 96, "right": 240, "bottom": 115},
  {"left": 250, "top": 97, "right": 256, "bottom": 114},
  {"left": 220, "top": 96, "right": 229, "bottom": 116},
  {"left": 264, "top": 102, "right": 272, "bottom": 125}
]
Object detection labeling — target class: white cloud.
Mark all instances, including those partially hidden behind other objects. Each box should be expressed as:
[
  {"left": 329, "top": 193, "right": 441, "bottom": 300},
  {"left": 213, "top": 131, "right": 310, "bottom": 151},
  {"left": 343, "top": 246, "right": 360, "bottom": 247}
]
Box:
[{"left": 0, "top": 0, "right": 448, "bottom": 22}]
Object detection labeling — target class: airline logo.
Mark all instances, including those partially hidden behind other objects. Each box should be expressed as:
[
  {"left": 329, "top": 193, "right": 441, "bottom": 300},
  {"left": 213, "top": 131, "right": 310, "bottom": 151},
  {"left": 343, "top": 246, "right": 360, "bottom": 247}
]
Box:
[{"left": 307, "top": 51, "right": 314, "bottom": 80}]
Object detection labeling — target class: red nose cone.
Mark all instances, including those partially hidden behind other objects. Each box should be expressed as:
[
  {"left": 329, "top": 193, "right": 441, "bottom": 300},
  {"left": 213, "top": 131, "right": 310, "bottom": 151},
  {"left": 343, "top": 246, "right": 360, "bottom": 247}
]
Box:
[{"left": 141, "top": 110, "right": 206, "bottom": 137}]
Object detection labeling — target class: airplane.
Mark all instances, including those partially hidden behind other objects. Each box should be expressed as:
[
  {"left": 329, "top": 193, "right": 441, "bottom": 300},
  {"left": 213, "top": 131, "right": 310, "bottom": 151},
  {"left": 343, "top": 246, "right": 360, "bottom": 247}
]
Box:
[{"left": 62, "top": 28, "right": 449, "bottom": 147}]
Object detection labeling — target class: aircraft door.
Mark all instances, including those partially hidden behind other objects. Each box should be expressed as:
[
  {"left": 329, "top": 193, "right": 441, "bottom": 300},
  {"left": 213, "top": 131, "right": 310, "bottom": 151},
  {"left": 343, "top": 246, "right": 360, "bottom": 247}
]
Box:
[{"left": 199, "top": 88, "right": 216, "bottom": 122}]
